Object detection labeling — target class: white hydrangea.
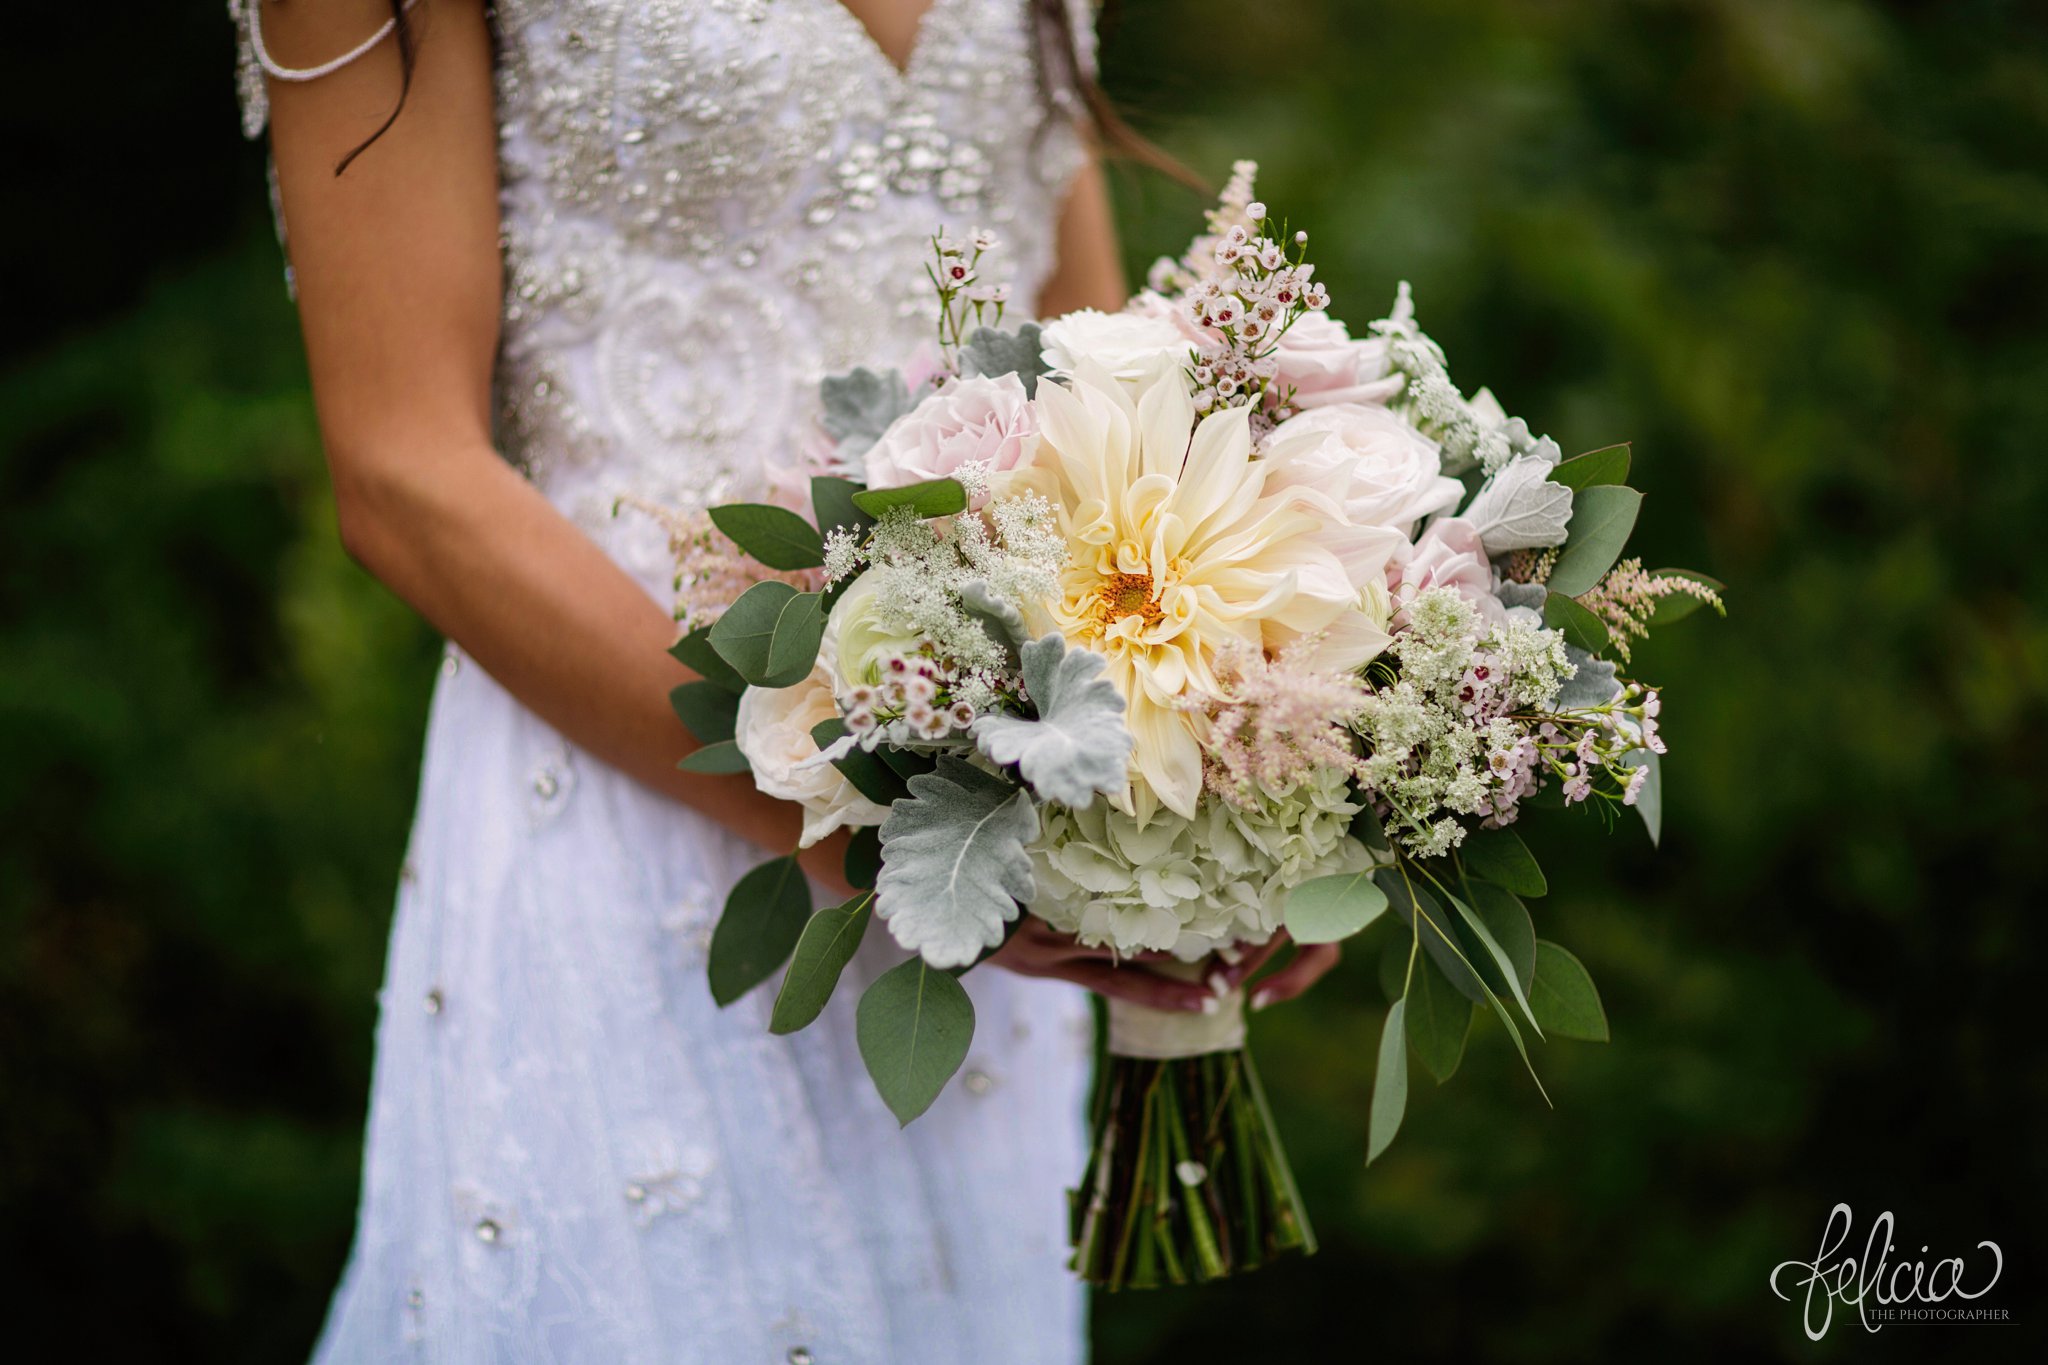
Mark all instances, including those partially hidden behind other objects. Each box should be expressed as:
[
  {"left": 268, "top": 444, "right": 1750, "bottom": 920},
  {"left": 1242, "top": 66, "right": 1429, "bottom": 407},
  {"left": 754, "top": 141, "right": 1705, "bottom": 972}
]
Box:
[{"left": 1029, "top": 768, "right": 1376, "bottom": 960}]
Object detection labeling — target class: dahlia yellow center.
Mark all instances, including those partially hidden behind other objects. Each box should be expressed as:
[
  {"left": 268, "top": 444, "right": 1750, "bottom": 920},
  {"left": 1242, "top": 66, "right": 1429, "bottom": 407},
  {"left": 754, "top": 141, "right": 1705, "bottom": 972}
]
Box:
[{"left": 996, "top": 355, "right": 1403, "bottom": 820}]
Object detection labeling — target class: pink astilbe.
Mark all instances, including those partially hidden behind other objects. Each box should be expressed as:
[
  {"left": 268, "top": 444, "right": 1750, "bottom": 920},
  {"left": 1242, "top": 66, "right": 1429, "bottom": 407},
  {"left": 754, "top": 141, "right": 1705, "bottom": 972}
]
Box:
[
  {"left": 1195, "top": 639, "right": 1371, "bottom": 808},
  {"left": 616, "top": 495, "right": 818, "bottom": 630},
  {"left": 1576, "top": 558, "right": 1723, "bottom": 663}
]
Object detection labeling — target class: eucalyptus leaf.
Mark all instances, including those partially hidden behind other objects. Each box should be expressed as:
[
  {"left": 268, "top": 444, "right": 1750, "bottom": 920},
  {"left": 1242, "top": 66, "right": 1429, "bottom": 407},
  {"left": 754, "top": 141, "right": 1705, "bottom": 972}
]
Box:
[
  {"left": 669, "top": 625, "right": 746, "bottom": 694},
  {"left": 810, "top": 719, "right": 909, "bottom": 806},
  {"left": 844, "top": 826, "right": 882, "bottom": 891},
  {"left": 969, "top": 634, "right": 1133, "bottom": 807},
  {"left": 1445, "top": 891, "right": 1542, "bottom": 1034},
  {"left": 1367, "top": 999, "right": 1409, "bottom": 1164},
  {"left": 1405, "top": 952, "right": 1473, "bottom": 1084},
  {"left": 875, "top": 757, "right": 1040, "bottom": 968},
  {"left": 820, "top": 367, "right": 911, "bottom": 448},
  {"left": 707, "top": 856, "right": 812, "bottom": 1007},
  {"left": 770, "top": 891, "right": 874, "bottom": 1035},
  {"left": 1462, "top": 881, "right": 1537, "bottom": 996},
  {"left": 1377, "top": 867, "right": 1486, "bottom": 1003},
  {"left": 707, "top": 503, "right": 826, "bottom": 571},
  {"left": 1350, "top": 802, "right": 1392, "bottom": 856},
  {"left": 762, "top": 591, "right": 828, "bottom": 688},
  {"left": 677, "top": 740, "right": 751, "bottom": 775},
  {"left": 1549, "top": 442, "right": 1632, "bottom": 490},
  {"left": 669, "top": 681, "right": 739, "bottom": 746},
  {"left": 1283, "top": 870, "right": 1391, "bottom": 945},
  {"left": 1620, "top": 748, "right": 1662, "bottom": 846},
  {"left": 811, "top": 475, "right": 877, "bottom": 540},
  {"left": 1461, "top": 454, "right": 1576, "bottom": 554},
  {"left": 1460, "top": 828, "right": 1547, "bottom": 897},
  {"left": 1531, "top": 941, "right": 1610, "bottom": 1042},
  {"left": 1547, "top": 485, "right": 1643, "bottom": 597},
  {"left": 707, "top": 581, "right": 798, "bottom": 683},
  {"left": 852, "top": 477, "right": 969, "bottom": 520},
  {"left": 1554, "top": 645, "right": 1622, "bottom": 710},
  {"left": 876, "top": 745, "right": 937, "bottom": 784},
  {"left": 1544, "top": 590, "right": 1611, "bottom": 656},
  {"left": 959, "top": 322, "right": 1050, "bottom": 395},
  {"left": 857, "top": 957, "right": 977, "bottom": 1125}
]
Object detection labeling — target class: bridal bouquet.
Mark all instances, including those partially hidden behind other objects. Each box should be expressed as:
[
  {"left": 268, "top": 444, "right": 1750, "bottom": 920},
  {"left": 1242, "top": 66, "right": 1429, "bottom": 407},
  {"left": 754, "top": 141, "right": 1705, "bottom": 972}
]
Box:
[{"left": 655, "top": 163, "right": 1722, "bottom": 1289}]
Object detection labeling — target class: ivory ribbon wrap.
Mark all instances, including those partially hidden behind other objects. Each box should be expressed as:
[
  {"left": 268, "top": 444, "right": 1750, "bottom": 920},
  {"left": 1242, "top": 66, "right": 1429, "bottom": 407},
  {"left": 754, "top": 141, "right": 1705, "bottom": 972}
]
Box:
[{"left": 1105, "top": 958, "right": 1247, "bottom": 1059}]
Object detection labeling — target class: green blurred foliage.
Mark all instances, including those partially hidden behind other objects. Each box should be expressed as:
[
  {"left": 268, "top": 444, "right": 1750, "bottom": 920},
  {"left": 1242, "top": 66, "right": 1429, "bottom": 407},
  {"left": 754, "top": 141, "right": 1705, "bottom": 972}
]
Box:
[{"left": 2, "top": 1, "right": 2044, "bottom": 1361}]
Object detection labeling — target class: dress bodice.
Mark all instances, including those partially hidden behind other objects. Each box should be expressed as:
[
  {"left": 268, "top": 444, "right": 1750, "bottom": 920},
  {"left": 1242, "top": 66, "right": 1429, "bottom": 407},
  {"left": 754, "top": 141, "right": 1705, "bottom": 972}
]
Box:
[{"left": 236, "top": 0, "right": 1089, "bottom": 579}]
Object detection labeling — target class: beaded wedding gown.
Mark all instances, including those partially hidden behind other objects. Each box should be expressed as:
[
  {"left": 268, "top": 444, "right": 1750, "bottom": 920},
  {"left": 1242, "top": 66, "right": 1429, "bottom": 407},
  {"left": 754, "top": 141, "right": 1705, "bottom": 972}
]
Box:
[{"left": 234, "top": 3, "right": 1096, "bottom": 1360}]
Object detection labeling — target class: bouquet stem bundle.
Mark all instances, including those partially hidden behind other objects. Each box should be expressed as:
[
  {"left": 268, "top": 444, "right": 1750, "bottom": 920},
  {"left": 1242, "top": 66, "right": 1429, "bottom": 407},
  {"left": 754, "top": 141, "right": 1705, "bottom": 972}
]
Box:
[{"left": 1070, "top": 1039, "right": 1314, "bottom": 1289}]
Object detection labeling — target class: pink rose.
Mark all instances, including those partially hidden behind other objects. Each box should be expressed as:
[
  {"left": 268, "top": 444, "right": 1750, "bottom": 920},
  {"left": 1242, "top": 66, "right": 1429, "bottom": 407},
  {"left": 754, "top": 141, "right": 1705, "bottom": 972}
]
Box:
[
  {"left": 1260, "top": 402, "right": 1464, "bottom": 536},
  {"left": 1390, "top": 517, "right": 1508, "bottom": 626},
  {"left": 863, "top": 373, "right": 1039, "bottom": 508},
  {"left": 1273, "top": 312, "right": 1404, "bottom": 410}
]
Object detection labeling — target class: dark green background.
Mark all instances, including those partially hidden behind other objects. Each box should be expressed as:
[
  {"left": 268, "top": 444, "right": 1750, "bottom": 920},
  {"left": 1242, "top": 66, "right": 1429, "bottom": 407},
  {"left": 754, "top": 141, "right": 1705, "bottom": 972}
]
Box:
[{"left": 2, "top": 1, "right": 2042, "bottom": 1360}]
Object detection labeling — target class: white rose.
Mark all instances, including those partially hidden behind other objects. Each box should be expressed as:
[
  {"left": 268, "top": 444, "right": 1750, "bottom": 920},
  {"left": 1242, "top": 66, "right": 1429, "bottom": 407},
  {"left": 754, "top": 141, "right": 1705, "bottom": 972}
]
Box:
[
  {"left": 1040, "top": 307, "right": 1191, "bottom": 381},
  {"left": 863, "top": 374, "right": 1040, "bottom": 508},
  {"left": 1262, "top": 402, "right": 1465, "bottom": 536},
  {"left": 825, "top": 573, "right": 924, "bottom": 691},
  {"left": 1272, "top": 311, "right": 1405, "bottom": 410},
  {"left": 731, "top": 625, "right": 889, "bottom": 849}
]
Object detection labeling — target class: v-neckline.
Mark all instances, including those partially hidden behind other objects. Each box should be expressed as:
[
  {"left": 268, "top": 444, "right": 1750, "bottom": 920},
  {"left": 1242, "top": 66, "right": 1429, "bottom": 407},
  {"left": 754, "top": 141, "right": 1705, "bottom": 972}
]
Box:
[{"left": 816, "top": 0, "right": 946, "bottom": 83}]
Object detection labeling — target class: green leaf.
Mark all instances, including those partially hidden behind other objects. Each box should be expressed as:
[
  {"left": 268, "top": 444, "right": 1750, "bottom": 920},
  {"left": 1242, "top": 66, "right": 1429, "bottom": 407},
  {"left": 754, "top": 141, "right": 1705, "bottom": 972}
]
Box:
[
  {"left": 1377, "top": 936, "right": 1408, "bottom": 1004},
  {"left": 1283, "top": 870, "right": 1391, "bottom": 945},
  {"left": 707, "top": 856, "right": 813, "bottom": 1007},
  {"left": 708, "top": 503, "right": 826, "bottom": 571},
  {"left": 1460, "top": 828, "right": 1547, "bottom": 896},
  {"left": 676, "top": 740, "right": 751, "bottom": 775},
  {"left": 969, "top": 633, "right": 1133, "bottom": 807},
  {"left": 852, "top": 477, "right": 969, "bottom": 519},
  {"left": 1546, "top": 485, "right": 1643, "bottom": 597},
  {"left": 811, "top": 475, "right": 876, "bottom": 540},
  {"left": 668, "top": 625, "right": 745, "bottom": 694},
  {"left": 1544, "top": 590, "right": 1612, "bottom": 655},
  {"left": 1531, "top": 941, "right": 1610, "bottom": 1042},
  {"left": 1377, "top": 867, "right": 1486, "bottom": 1003},
  {"left": 1549, "top": 442, "right": 1632, "bottom": 489},
  {"left": 708, "top": 581, "right": 798, "bottom": 682},
  {"left": 810, "top": 718, "right": 909, "bottom": 806},
  {"left": 1462, "top": 881, "right": 1537, "bottom": 997},
  {"left": 770, "top": 891, "right": 874, "bottom": 1035},
  {"left": 1367, "top": 999, "right": 1409, "bottom": 1164},
  {"left": 1405, "top": 953, "right": 1473, "bottom": 1084},
  {"left": 763, "top": 592, "right": 828, "bottom": 688},
  {"left": 1620, "top": 748, "right": 1663, "bottom": 846},
  {"left": 669, "top": 681, "right": 739, "bottom": 745},
  {"left": 1445, "top": 891, "right": 1542, "bottom": 1034},
  {"left": 857, "top": 958, "right": 977, "bottom": 1125},
  {"left": 1646, "top": 568, "right": 1726, "bottom": 626},
  {"left": 844, "top": 826, "right": 882, "bottom": 890},
  {"left": 1351, "top": 803, "right": 1392, "bottom": 856},
  {"left": 876, "top": 757, "right": 1040, "bottom": 968},
  {"left": 876, "top": 745, "right": 937, "bottom": 784}
]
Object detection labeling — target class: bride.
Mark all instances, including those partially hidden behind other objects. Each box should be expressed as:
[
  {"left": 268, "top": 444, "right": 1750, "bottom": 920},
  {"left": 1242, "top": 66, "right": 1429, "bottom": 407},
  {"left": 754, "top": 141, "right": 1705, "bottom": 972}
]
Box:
[{"left": 235, "top": 1, "right": 1339, "bottom": 1359}]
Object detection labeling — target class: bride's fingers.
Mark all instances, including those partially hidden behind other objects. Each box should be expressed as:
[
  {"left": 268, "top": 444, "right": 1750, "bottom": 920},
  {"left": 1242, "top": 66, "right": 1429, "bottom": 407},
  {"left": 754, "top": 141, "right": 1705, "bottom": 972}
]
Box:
[
  {"left": 1053, "top": 961, "right": 1215, "bottom": 1013},
  {"left": 1216, "top": 934, "right": 1288, "bottom": 988},
  {"left": 1248, "top": 942, "right": 1342, "bottom": 1011}
]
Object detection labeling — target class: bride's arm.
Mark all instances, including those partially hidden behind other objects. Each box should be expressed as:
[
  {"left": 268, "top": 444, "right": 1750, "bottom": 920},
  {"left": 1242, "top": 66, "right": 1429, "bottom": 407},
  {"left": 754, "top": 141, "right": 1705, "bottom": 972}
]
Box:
[
  {"left": 1035, "top": 158, "right": 1129, "bottom": 317},
  {"left": 261, "top": 1, "right": 840, "bottom": 881}
]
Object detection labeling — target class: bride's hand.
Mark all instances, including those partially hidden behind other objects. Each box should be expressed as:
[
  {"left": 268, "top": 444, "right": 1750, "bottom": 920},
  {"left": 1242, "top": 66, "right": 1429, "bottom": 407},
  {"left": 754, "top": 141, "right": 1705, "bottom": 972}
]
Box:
[
  {"left": 990, "top": 919, "right": 1218, "bottom": 1013},
  {"left": 1220, "top": 930, "right": 1343, "bottom": 1012}
]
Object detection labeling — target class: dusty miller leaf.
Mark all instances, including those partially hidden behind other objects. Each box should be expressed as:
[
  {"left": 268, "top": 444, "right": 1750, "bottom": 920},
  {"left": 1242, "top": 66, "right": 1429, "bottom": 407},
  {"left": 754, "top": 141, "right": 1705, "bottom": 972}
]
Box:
[
  {"left": 820, "top": 367, "right": 912, "bottom": 449},
  {"left": 1461, "top": 454, "right": 1576, "bottom": 554},
  {"left": 875, "top": 757, "right": 1041, "bottom": 968},
  {"left": 959, "top": 323, "right": 1050, "bottom": 395},
  {"left": 1553, "top": 645, "right": 1621, "bottom": 710},
  {"left": 970, "top": 634, "right": 1133, "bottom": 808}
]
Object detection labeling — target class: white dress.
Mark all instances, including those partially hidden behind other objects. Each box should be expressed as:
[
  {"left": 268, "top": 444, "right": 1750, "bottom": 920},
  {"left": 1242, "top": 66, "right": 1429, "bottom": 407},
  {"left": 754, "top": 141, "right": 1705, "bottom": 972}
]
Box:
[{"left": 233, "top": 3, "right": 1097, "bottom": 1360}]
